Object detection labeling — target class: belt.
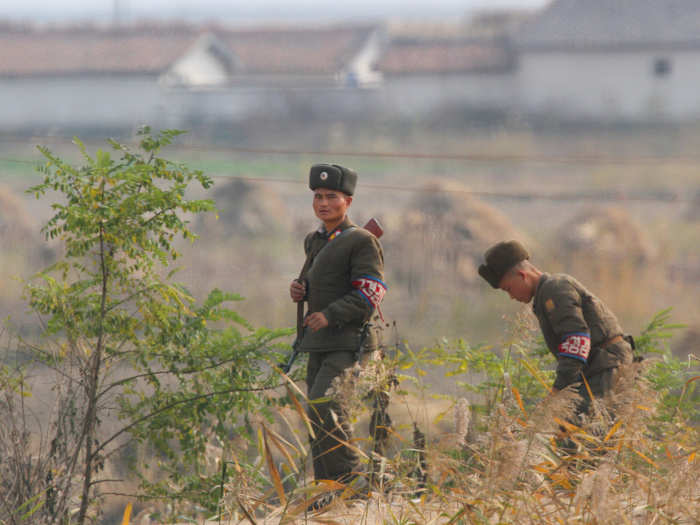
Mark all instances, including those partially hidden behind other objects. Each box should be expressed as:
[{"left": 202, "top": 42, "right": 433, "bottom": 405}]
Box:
[{"left": 601, "top": 334, "right": 623, "bottom": 348}]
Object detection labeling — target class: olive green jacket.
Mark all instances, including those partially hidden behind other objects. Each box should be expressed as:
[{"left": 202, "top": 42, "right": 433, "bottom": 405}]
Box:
[
  {"left": 533, "top": 273, "right": 632, "bottom": 390},
  {"left": 298, "top": 217, "right": 386, "bottom": 353}
]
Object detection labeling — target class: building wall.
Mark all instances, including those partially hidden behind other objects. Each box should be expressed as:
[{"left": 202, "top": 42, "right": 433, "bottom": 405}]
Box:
[
  {"left": 0, "top": 76, "right": 166, "bottom": 130},
  {"left": 0, "top": 73, "right": 519, "bottom": 133},
  {"left": 0, "top": 76, "right": 308, "bottom": 132},
  {"left": 4, "top": 53, "right": 699, "bottom": 133},
  {"left": 517, "top": 49, "right": 700, "bottom": 121},
  {"left": 377, "top": 73, "right": 517, "bottom": 117}
]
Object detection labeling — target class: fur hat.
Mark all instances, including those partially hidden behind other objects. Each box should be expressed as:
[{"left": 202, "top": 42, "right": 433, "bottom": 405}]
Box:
[
  {"left": 309, "top": 164, "right": 357, "bottom": 196},
  {"left": 478, "top": 240, "right": 529, "bottom": 288}
]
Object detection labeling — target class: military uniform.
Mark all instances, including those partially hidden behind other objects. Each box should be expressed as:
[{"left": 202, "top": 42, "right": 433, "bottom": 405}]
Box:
[
  {"left": 533, "top": 273, "right": 633, "bottom": 412},
  {"left": 478, "top": 240, "right": 633, "bottom": 416},
  {"left": 297, "top": 164, "right": 386, "bottom": 483}
]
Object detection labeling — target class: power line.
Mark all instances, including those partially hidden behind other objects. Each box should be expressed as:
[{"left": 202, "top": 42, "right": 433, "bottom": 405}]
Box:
[
  {"left": 3, "top": 134, "right": 700, "bottom": 166},
  {"left": 230, "top": 175, "right": 685, "bottom": 202},
  {"left": 171, "top": 145, "right": 700, "bottom": 166},
  {"left": 0, "top": 158, "right": 688, "bottom": 203}
]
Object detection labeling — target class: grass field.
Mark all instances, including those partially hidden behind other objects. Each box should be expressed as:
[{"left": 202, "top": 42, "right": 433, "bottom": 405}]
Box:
[{"left": 0, "top": 121, "right": 698, "bottom": 523}]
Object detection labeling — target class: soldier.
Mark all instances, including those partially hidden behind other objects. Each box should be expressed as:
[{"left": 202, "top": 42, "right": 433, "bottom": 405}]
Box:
[
  {"left": 478, "top": 240, "right": 634, "bottom": 420},
  {"left": 289, "top": 164, "right": 386, "bottom": 501}
]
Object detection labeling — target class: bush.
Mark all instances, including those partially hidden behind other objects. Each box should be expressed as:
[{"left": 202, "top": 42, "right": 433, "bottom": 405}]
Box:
[{"left": 0, "top": 128, "right": 292, "bottom": 524}]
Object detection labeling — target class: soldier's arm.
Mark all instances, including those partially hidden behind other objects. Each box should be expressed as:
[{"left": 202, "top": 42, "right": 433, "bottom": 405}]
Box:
[
  {"left": 543, "top": 281, "right": 591, "bottom": 390},
  {"left": 292, "top": 232, "right": 316, "bottom": 302},
  {"left": 322, "top": 235, "right": 386, "bottom": 327},
  {"left": 303, "top": 232, "right": 314, "bottom": 257}
]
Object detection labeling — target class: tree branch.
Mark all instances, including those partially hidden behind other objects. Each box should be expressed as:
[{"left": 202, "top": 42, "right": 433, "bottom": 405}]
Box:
[{"left": 94, "top": 383, "right": 283, "bottom": 458}]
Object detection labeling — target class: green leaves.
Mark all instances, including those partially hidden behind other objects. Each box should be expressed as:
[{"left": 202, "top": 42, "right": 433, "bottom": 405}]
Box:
[
  {"left": 635, "top": 308, "right": 698, "bottom": 426},
  {"left": 30, "top": 129, "right": 215, "bottom": 267},
  {"left": 396, "top": 331, "right": 552, "bottom": 418},
  {"left": 23, "top": 128, "right": 286, "bottom": 520}
]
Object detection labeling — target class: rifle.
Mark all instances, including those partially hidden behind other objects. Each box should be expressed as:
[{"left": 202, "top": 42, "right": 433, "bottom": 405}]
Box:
[
  {"left": 279, "top": 218, "right": 384, "bottom": 374},
  {"left": 280, "top": 337, "right": 302, "bottom": 375}
]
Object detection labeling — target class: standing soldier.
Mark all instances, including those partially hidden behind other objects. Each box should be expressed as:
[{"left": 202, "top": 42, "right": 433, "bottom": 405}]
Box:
[
  {"left": 478, "top": 240, "right": 634, "bottom": 421},
  {"left": 289, "top": 164, "right": 386, "bottom": 503}
]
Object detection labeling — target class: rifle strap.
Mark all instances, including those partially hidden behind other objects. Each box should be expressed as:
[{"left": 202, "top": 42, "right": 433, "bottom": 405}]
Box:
[
  {"left": 295, "top": 238, "right": 323, "bottom": 339},
  {"left": 295, "top": 225, "right": 359, "bottom": 338},
  {"left": 296, "top": 257, "right": 313, "bottom": 339}
]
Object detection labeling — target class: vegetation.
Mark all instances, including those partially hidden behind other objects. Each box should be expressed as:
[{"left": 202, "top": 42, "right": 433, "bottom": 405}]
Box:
[
  {"left": 216, "top": 309, "right": 697, "bottom": 524},
  {"left": 0, "top": 129, "right": 697, "bottom": 524},
  {"left": 0, "top": 129, "right": 292, "bottom": 523}
]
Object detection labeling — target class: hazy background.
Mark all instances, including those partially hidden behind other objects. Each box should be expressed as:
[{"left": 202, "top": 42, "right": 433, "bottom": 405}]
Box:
[
  {"left": 1, "top": 0, "right": 548, "bottom": 22},
  {"left": 1, "top": 1, "right": 699, "bottom": 522},
  {"left": 1, "top": 0, "right": 698, "bottom": 347}
]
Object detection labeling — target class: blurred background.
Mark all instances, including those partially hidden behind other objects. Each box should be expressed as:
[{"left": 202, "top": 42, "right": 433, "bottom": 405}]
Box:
[{"left": 1, "top": 0, "right": 699, "bottom": 353}]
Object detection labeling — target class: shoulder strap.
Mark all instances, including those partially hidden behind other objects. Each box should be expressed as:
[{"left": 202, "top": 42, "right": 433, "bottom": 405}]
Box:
[
  {"left": 295, "top": 240, "right": 321, "bottom": 339},
  {"left": 294, "top": 226, "right": 358, "bottom": 338}
]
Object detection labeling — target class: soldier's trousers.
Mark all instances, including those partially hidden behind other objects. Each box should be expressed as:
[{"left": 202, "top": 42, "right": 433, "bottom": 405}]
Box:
[
  {"left": 305, "top": 350, "right": 360, "bottom": 482},
  {"left": 575, "top": 337, "right": 633, "bottom": 420},
  {"left": 556, "top": 368, "right": 616, "bottom": 455},
  {"left": 574, "top": 367, "right": 615, "bottom": 418}
]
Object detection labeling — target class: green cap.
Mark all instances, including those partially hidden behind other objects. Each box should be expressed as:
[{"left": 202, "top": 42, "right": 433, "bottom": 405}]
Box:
[
  {"left": 478, "top": 240, "right": 529, "bottom": 289},
  {"left": 309, "top": 164, "right": 357, "bottom": 196}
]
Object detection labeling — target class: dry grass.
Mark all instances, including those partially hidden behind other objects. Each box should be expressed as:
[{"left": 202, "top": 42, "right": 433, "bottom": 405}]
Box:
[
  {"left": 1, "top": 125, "right": 700, "bottom": 524},
  {"left": 168, "top": 354, "right": 698, "bottom": 525}
]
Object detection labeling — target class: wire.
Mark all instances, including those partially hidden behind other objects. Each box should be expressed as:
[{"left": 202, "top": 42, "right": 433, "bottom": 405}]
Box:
[
  {"left": 0, "top": 159, "right": 686, "bottom": 202},
  {"left": 227, "top": 175, "right": 684, "bottom": 202},
  {"left": 3, "top": 133, "right": 700, "bottom": 165},
  {"left": 0, "top": 134, "right": 693, "bottom": 202}
]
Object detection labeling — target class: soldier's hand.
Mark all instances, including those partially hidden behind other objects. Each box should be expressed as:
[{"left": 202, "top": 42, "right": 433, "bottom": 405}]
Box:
[
  {"left": 303, "top": 312, "right": 328, "bottom": 332},
  {"left": 290, "top": 280, "right": 306, "bottom": 302}
]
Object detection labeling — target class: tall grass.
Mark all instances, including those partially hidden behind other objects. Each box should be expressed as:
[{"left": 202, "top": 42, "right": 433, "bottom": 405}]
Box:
[{"left": 153, "top": 309, "right": 698, "bottom": 524}]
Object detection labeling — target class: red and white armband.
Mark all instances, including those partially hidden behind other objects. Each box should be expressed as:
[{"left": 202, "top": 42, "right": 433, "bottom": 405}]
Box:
[
  {"left": 352, "top": 275, "right": 387, "bottom": 311},
  {"left": 558, "top": 332, "right": 591, "bottom": 362}
]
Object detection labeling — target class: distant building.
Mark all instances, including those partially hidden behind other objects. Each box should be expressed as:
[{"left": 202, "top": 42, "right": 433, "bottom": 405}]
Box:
[
  {"left": 374, "top": 36, "right": 516, "bottom": 117},
  {"left": 3, "top": 1, "right": 700, "bottom": 133},
  {"left": 162, "top": 25, "right": 379, "bottom": 88},
  {"left": 513, "top": 0, "right": 700, "bottom": 121},
  {"left": 0, "top": 23, "right": 379, "bottom": 133},
  {"left": 0, "top": 25, "right": 192, "bottom": 131}
]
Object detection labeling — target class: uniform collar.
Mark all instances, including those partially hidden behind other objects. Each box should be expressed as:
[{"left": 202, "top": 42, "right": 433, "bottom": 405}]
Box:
[
  {"left": 316, "top": 216, "right": 355, "bottom": 239},
  {"left": 532, "top": 273, "right": 549, "bottom": 312}
]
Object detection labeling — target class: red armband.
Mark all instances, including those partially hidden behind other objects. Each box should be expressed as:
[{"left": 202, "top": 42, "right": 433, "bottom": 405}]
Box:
[
  {"left": 558, "top": 333, "right": 591, "bottom": 362},
  {"left": 352, "top": 276, "right": 387, "bottom": 311}
]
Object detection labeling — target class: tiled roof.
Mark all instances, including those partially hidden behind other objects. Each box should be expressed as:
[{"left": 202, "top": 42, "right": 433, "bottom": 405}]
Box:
[
  {"left": 0, "top": 24, "right": 374, "bottom": 77},
  {"left": 0, "top": 27, "right": 194, "bottom": 76},
  {"left": 220, "top": 26, "right": 374, "bottom": 74},
  {"left": 377, "top": 40, "right": 514, "bottom": 75},
  {"left": 515, "top": 0, "right": 700, "bottom": 50}
]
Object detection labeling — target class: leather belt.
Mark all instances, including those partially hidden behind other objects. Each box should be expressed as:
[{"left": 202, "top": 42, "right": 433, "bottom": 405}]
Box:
[{"left": 601, "top": 334, "right": 623, "bottom": 348}]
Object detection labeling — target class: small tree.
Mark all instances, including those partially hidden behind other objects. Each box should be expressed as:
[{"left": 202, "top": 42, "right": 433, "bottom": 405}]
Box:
[{"left": 4, "top": 128, "right": 288, "bottom": 524}]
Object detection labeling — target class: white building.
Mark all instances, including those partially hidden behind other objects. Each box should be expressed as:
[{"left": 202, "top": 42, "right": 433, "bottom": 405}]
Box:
[
  {"left": 4, "top": 1, "right": 700, "bottom": 133},
  {"left": 0, "top": 24, "right": 379, "bottom": 133},
  {"left": 513, "top": 0, "right": 700, "bottom": 122},
  {"left": 374, "top": 37, "right": 517, "bottom": 118}
]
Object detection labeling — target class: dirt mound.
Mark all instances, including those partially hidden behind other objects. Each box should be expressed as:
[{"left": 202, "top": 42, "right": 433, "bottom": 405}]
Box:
[
  {"left": 0, "top": 184, "right": 38, "bottom": 245},
  {"left": 672, "top": 325, "right": 700, "bottom": 360},
  {"left": 382, "top": 181, "right": 523, "bottom": 292},
  {"left": 555, "top": 207, "right": 656, "bottom": 264},
  {"left": 202, "top": 178, "right": 290, "bottom": 237},
  {"left": 0, "top": 184, "right": 53, "bottom": 265},
  {"left": 684, "top": 189, "right": 700, "bottom": 222}
]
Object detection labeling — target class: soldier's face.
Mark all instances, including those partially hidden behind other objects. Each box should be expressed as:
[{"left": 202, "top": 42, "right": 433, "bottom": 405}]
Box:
[
  {"left": 313, "top": 188, "right": 352, "bottom": 224},
  {"left": 499, "top": 271, "right": 533, "bottom": 303}
]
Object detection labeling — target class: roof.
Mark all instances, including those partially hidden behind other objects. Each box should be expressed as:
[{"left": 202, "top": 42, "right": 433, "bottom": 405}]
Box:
[
  {"left": 515, "top": 0, "right": 700, "bottom": 51},
  {"left": 376, "top": 39, "right": 514, "bottom": 75},
  {"left": 0, "top": 23, "right": 375, "bottom": 78},
  {"left": 220, "top": 26, "right": 374, "bottom": 75},
  {"left": 0, "top": 26, "right": 194, "bottom": 76}
]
